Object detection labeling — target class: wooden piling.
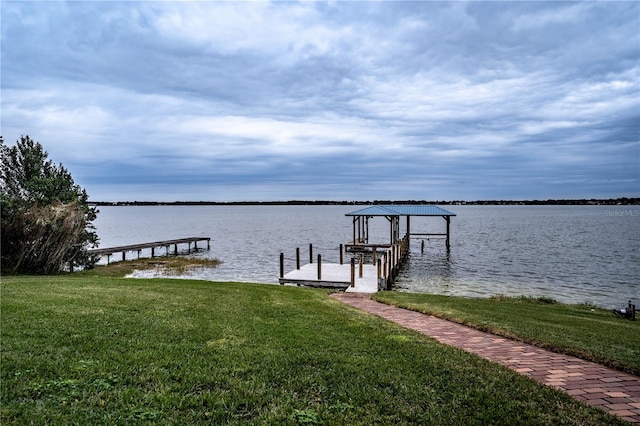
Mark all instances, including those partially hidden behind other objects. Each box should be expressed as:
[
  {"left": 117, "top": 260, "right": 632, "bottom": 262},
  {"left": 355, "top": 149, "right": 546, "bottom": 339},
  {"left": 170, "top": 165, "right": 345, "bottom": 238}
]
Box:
[
  {"left": 339, "top": 244, "right": 343, "bottom": 265},
  {"left": 280, "top": 253, "right": 284, "bottom": 280},
  {"left": 309, "top": 243, "right": 313, "bottom": 264},
  {"left": 350, "top": 258, "right": 355, "bottom": 287},
  {"left": 317, "top": 254, "right": 322, "bottom": 280},
  {"left": 387, "top": 248, "right": 392, "bottom": 284},
  {"left": 296, "top": 247, "right": 300, "bottom": 270},
  {"left": 446, "top": 216, "right": 451, "bottom": 253}
]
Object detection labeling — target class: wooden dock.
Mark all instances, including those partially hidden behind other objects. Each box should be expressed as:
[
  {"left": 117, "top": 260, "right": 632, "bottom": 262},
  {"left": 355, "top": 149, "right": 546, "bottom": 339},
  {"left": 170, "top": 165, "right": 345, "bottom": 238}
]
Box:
[
  {"left": 90, "top": 237, "right": 211, "bottom": 263},
  {"left": 280, "top": 262, "right": 379, "bottom": 293},
  {"left": 279, "top": 235, "right": 410, "bottom": 293}
]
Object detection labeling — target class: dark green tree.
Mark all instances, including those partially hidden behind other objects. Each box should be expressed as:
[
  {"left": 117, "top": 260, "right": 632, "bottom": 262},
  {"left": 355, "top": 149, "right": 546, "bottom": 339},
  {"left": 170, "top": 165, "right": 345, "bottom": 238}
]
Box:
[{"left": 1, "top": 135, "right": 99, "bottom": 273}]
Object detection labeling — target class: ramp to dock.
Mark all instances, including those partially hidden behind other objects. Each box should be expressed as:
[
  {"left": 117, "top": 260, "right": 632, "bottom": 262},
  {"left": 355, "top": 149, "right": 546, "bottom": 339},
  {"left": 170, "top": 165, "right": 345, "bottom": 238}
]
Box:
[{"left": 280, "top": 263, "right": 379, "bottom": 293}]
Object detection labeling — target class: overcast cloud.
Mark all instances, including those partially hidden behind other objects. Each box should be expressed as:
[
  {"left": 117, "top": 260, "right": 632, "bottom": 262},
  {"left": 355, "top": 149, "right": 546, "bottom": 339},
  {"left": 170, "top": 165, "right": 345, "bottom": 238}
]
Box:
[{"left": 2, "top": 1, "right": 638, "bottom": 201}]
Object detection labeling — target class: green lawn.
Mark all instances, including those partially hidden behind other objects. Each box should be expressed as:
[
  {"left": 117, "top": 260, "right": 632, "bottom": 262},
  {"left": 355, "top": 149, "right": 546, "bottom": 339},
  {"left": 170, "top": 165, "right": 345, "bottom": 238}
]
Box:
[
  {"left": 1, "top": 275, "right": 627, "bottom": 425},
  {"left": 373, "top": 292, "right": 640, "bottom": 376}
]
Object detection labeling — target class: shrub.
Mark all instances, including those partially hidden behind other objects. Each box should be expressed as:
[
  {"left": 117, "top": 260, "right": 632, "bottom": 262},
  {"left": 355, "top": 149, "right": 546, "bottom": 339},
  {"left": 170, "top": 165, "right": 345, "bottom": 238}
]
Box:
[{"left": 1, "top": 135, "right": 99, "bottom": 273}]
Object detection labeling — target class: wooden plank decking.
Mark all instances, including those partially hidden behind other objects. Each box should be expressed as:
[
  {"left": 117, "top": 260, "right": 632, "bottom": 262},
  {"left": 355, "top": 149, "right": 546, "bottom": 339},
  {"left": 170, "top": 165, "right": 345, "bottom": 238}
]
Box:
[
  {"left": 280, "top": 262, "right": 380, "bottom": 293},
  {"left": 280, "top": 234, "right": 410, "bottom": 293}
]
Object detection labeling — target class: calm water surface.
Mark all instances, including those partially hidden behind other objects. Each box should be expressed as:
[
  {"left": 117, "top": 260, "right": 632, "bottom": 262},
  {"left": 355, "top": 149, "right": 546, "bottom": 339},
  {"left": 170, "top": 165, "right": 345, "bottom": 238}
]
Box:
[{"left": 93, "top": 205, "right": 639, "bottom": 308}]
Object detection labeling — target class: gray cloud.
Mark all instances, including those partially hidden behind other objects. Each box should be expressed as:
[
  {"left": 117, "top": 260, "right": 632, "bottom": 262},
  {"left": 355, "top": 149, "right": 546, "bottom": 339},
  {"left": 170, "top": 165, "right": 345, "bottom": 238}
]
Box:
[{"left": 2, "top": 1, "right": 638, "bottom": 201}]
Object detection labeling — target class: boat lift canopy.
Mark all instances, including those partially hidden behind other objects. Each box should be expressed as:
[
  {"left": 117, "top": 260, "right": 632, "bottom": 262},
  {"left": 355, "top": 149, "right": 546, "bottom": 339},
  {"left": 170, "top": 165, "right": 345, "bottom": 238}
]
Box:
[{"left": 345, "top": 204, "right": 456, "bottom": 251}]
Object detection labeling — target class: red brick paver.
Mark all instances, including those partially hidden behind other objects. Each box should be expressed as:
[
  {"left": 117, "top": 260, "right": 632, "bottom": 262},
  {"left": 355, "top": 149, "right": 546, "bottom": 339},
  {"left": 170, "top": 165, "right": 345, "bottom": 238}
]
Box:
[{"left": 331, "top": 293, "right": 640, "bottom": 423}]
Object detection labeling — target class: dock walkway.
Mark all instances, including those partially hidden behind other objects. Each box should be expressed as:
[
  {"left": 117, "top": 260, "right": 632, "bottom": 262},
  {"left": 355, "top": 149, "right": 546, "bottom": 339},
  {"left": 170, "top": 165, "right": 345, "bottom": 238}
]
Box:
[
  {"left": 279, "top": 235, "right": 410, "bottom": 292},
  {"left": 90, "top": 237, "right": 210, "bottom": 263},
  {"left": 331, "top": 293, "right": 640, "bottom": 424},
  {"left": 280, "top": 263, "right": 379, "bottom": 293}
]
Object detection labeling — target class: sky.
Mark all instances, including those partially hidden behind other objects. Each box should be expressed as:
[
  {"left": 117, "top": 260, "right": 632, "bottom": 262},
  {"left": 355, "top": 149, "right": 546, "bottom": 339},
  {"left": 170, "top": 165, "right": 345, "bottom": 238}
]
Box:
[{"left": 2, "top": 1, "right": 639, "bottom": 202}]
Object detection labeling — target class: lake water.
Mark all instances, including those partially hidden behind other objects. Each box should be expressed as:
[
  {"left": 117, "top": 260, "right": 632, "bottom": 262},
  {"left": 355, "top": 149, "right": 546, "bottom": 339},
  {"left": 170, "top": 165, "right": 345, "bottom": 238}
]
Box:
[{"left": 93, "top": 205, "right": 640, "bottom": 308}]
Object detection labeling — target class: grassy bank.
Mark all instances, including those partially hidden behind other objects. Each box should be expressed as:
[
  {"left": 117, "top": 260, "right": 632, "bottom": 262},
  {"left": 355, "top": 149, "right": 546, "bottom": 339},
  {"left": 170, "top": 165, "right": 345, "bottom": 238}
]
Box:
[
  {"left": 1, "top": 275, "right": 626, "bottom": 425},
  {"left": 373, "top": 292, "right": 640, "bottom": 375}
]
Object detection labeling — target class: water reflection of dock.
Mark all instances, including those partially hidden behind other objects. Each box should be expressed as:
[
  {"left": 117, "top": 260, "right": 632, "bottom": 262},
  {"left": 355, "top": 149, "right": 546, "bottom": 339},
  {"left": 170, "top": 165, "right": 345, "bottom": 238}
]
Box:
[{"left": 279, "top": 205, "right": 455, "bottom": 293}]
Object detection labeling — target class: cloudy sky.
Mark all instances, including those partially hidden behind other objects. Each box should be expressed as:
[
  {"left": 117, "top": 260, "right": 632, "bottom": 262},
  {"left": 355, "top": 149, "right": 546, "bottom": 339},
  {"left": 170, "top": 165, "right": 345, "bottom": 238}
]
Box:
[{"left": 2, "top": 1, "right": 639, "bottom": 202}]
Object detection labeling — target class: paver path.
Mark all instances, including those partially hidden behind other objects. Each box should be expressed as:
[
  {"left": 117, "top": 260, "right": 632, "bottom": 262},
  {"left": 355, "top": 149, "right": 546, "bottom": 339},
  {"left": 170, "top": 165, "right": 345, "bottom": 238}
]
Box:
[{"left": 330, "top": 293, "right": 640, "bottom": 423}]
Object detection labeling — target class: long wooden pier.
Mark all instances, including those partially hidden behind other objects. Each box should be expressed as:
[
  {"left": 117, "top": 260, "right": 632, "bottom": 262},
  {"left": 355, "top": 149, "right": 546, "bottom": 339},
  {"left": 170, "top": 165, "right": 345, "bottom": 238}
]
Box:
[{"left": 90, "top": 237, "right": 211, "bottom": 263}]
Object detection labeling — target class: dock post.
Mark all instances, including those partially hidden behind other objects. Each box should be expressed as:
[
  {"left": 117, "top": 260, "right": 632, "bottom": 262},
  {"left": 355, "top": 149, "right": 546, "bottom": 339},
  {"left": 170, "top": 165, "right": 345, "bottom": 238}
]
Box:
[
  {"left": 350, "top": 258, "right": 355, "bottom": 287},
  {"left": 106, "top": 254, "right": 111, "bottom": 264},
  {"left": 174, "top": 243, "right": 178, "bottom": 255},
  {"left": 421, "top": 240, "right": 425, "bottom": 254},
  {"left": 207, "top": 239, "right": 210, "bottom": 250},
  {"left": 382, "top": 253, "right": 387, "bottom": 281},
  {"left": 317, "top": 254, "right": 322, "bottom": 280},
  {"left": 387, "top": 249, "right": 392, "bottom": 284},
  {"left": 280, "top": 253, "right": 284, "bottom": 280},
  {"left": 391, "top": 245, "right": 395, "bottom": 276},
  {"left": 445, "top": 216, "right": 451, "bottom": 253},
  {"left": 377, "top": 261, "right": 381, "bottom": 291},
  {"left": 339, "top": 244, "right": 343, "bottom": 265},
  {"left": 137, "top": 250, "right": 141, "bottom": 259},
  {"left": 296, "top": 247, "right": 300, "bottom": 270},
  {"left": 122, "top": 251, "right": 126, "bottom": 262},
  {"left": 151, "top": 247, "right": 155, "bottom": 257},
  {"left": 309, "top": 243, "right": 313, "bottom": 264},
  {"left": 359, "top": 254, "right": 363, "bottom": 278},
  {"left": 372, "top": 247, "right": 377, "bottom": 265}
]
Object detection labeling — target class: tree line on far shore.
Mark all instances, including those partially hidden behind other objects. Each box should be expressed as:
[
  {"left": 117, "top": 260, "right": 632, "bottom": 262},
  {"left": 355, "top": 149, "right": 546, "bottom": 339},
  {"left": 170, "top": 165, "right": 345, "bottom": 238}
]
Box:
[{"left": 91, "top": 197, "right": 639, "bottom": 207}]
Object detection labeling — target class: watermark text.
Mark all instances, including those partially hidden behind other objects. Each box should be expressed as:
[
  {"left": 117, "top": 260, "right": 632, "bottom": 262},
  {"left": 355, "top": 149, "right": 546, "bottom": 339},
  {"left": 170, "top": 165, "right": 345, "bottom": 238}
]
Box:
[{"left": 604, "top": 209, "right": 639, "bottom": 217}]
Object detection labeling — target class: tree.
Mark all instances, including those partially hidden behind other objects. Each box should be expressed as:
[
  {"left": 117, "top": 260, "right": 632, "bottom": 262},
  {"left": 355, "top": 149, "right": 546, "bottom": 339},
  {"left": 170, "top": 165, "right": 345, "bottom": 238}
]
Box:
[{"left": 1, "top": 135, "right": 99, "bottom": 274}]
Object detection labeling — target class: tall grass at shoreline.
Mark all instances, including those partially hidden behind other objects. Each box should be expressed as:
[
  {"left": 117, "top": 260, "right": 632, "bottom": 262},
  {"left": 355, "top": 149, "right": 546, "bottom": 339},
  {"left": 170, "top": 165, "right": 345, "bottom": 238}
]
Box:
[{"left": 1, "top": 275, "right": 626, "bottom": 425}]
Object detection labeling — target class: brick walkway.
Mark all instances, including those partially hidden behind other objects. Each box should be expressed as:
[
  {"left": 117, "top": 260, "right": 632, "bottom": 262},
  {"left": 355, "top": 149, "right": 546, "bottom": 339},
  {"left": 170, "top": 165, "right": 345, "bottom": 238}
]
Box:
[{"left": 330, "top": 293, "right": 640, "bottom": 423}]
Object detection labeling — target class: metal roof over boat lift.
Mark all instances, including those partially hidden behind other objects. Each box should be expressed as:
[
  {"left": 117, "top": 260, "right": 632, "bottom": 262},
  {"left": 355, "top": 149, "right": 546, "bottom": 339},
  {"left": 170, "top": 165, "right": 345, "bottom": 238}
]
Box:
[{"left": 345, "top": 205, "right": 456, "bottom": 217}]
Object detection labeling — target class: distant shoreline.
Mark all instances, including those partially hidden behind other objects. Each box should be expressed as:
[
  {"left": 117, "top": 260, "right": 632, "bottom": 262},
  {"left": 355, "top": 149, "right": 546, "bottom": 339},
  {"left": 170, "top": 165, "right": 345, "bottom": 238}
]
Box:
[{"left": 90, "top": 197, "right": 639, "bottom": 207}]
